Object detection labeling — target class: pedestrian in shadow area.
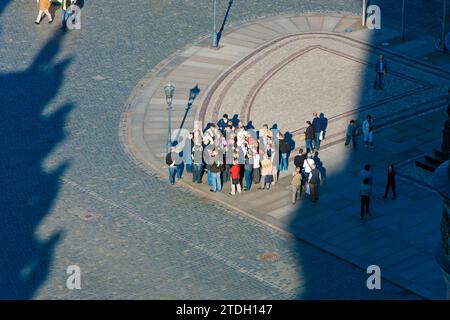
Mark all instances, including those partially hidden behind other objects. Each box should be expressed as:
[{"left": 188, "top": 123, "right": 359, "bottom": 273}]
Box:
[
  {"left": 374, "top": 54, "right": 388, "bottom": 90},
  {"left": 313, "top": 151, "right": 326, "bottom": 182},
  {"left": 344, "top": 119, "right": 357, "bottom": 150},
  {"left": 362, "top": 115, "right": 374, "bottom": 148},
  {"left": 360, "top": 178, "right": 371, "bottom": 220},
  {"left": 308, "top": 163, "right": 322, "bottom": 203},
  {"left": 383, "top": 164, "right": 397, "bottom": 200}
]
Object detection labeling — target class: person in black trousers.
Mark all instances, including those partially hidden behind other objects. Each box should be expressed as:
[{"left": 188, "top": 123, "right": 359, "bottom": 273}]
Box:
[
  {"left": 383, "top": 165, "right": 396, "bottom": 199},
  {"left": 360, "top": 178, "right": 371, "bottom": 220}
]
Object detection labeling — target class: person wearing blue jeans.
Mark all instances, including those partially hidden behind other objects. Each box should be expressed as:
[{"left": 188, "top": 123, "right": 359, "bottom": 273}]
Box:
[
  {"left": 278, "top": 133, "right": 290, "bottom": 172},
  {"left": 305, "top": 121, "right": 315, "bottom": 153},
  {"left": 312, "top": 112, "right": 323, "bottom": 150},
  {"left": 61, "top": 0, "right": 74, "bottom": 28},
  {"left": 209, "top": 155, "right": 223, "bottom": 192},
  {"left": 244, "top": 162, "right": 253, "bottom": 191},
  {"left": 192, "top": 144, "right": 203, "bottom": 183},
  {"left": 176, "top": 162, "right": 184, "bottom": 179},
  {"left": 165, "top": 147, "right": 178, "bottom": 185}
]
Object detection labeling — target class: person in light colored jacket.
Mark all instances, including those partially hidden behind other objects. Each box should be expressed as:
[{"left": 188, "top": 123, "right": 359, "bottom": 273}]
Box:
[
  {"left": 36, "top": 0, "right": 53, "bottom": 24},
  {"left": 362, "top": 115, "right": 373, "bottom": 148},
  {"left": 259, "top": 155, "right": 273, "bottom": 190}
]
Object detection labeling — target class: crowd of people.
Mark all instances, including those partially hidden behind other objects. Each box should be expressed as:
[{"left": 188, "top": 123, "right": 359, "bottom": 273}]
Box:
[
  {"left": 165, "top": 109, "right": 396, "bottom": 218},
  {"left": 166, "top": 112, "right": 327, "bottom": 202}
]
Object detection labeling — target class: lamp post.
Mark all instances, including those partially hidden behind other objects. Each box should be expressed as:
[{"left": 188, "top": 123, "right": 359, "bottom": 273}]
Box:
[
  {"left": 443, "top": 0, "right": 448, "bottom": 53},
  {"left": 362, "top": 0, "right": 366, "bottom": 27},
  {"left": 401, "top": 0, "right": 406, "bottom": 40},
  {"left": 211, "top": 0, "right": 218, "bottom": 48},
  {"left": 164, "top": 82, "right": 175, "bottom": 153}
]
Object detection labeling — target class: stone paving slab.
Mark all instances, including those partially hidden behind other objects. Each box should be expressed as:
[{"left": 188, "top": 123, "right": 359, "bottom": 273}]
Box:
[{"left": 123, "top": 13, "right": 450, "bottom": 299}]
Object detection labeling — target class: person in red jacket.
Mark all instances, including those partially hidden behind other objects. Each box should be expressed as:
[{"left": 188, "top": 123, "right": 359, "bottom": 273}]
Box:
[{"left": 230, "top": 160, "right": 241, "bottom": 195}]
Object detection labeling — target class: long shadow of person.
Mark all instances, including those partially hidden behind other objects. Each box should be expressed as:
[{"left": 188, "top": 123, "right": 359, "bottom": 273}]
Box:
[
  {"left": 284, "top": 131, "right": 296, "bottom": 158},
  {"left": 0, "top": 29, "right": 73, "bottom": 299},
  {"left": 313, "top": 151, "right": 327, "bottom": 181},
  {"left": 319, "top": 113, "right": 328, "bottom": 140}
]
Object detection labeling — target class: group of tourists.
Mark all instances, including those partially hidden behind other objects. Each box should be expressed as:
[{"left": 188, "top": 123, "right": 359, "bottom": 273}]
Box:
[
  {"left": 35, "top": 0, "right": 76, "bottom": 27},
  {"left": 165, "top": 112, "right": 327, "bottom": 202},
  {"left": 165, "top": 105, "right": 400, "bottom": 220}
]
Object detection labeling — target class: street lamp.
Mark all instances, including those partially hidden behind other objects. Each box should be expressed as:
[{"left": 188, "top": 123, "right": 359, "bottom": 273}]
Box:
[
  {"left": 211, "top": 0, "right": 218, "bottom": 48},
  {"left": 164, "top": 82, "right": 175, "bottom": 153}
]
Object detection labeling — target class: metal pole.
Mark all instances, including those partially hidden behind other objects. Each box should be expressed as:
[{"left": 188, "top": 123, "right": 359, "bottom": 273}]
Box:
[
  {"left": 211, "top": 0, "right": 218, "bottom": 47},
  {"left": 362, "top": 0, "right": 366, "bottom": 26},
  {"left": 401, "top": 0, "right": 406, "bottom": 40},
  {"left": 443, "top": 0, "right": 447, "bottom": 42},
  {"left": 167, "top": 101, "right": 172, "bottom": 152}
]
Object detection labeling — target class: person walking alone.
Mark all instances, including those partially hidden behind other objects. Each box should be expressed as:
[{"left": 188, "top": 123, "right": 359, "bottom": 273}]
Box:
[
  {"left": 374, "top": 54, "right": 388, "bottom": 90},
  {"left": 360, "top": 178, "right": 371, "bottom": 220},
  {"left": 345, "top": 120, "right": 357, "bottom": 150},
  {"left": 383, "top": 165, "right": 397, "bottom": 200},
  {"left": 36, "top": 0, "right": 53, "bottom": 24}
]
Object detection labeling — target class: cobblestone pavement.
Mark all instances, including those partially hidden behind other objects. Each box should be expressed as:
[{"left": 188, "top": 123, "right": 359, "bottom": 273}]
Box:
[{"left": 0, "top": 0, "right": 436, "bottom": 299}]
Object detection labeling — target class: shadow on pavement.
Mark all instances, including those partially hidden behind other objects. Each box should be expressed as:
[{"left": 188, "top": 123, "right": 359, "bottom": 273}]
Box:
[{"left": 0, "top": 29, "right": 72, "bottom": 299}]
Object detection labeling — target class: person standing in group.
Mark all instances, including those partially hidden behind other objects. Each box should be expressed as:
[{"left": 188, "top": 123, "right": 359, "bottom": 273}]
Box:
[
  {"left": 166, "top": 146, "right": 178, "bottom": 186},
  {"left": 312, "top": 112, "right": 323, "bottom": 150},
  {"left": 305, "top": 121, "right": 315, "bottom": 153},
  {"left": 217, "top": 113, "right": 229, "bottom": 132},
  {"left": 360, "top": 178, "right": 371, "bottom": 220},
  {"left": 259, "top": 155, "right": 273, "bottom": 190},
  {"left": 230, "top": 160, "right": 242, "bottom": 195},
  {"left": 36, "top": 0, "right": 53, "bottom": 24},
  {"left": 278, "top": 133, "right": 290, "bottom": 172},
  {"left": 344, "top": 120, "right": 357, "bottom": 150},
  {"left": 294, "top": 148, "right": 307, "bottom": 170},
  {"left": 374, "top": 54, "right": 388, "bottom": 90},
  {"left": 243, "top": 150, "right": 253, "bottom": 191},
  {"left": 252, "top": 147, "right": 261, "bottom": 185},
  {"left": 209, "top": 150, "right": 223, "bottom": 193},
  {"left": 192, "top": 144, "right": 204, "bottom": 184},
  {"left": 291, "top": 167, "right": 303, "bottom": 204},
  {"left": 383, "top": 165, "right": 397, "bottom": 200},
  {"left": 308, "top": 163, "right": 322, "bottom": 203},
  {"left": 362, "top": 115, "right": 374, "bottom": 148}
]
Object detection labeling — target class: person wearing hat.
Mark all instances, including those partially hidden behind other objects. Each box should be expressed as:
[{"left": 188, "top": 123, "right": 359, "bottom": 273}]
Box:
[{"left": 36, "top": 0, "right": 53, "bottom": 24}]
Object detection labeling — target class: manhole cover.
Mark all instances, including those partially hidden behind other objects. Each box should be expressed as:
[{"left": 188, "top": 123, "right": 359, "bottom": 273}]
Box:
[
  {"left": 260, "top": 252, "right": 279, "bottom": 262},
  {"left": 68, "top": 207, "right": 96, "bottom": 221}
]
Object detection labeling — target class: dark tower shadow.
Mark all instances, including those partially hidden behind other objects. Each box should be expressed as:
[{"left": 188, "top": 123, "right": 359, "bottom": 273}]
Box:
[{"left": 0, "top": 29, "right": 72, "bottom": 299}]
